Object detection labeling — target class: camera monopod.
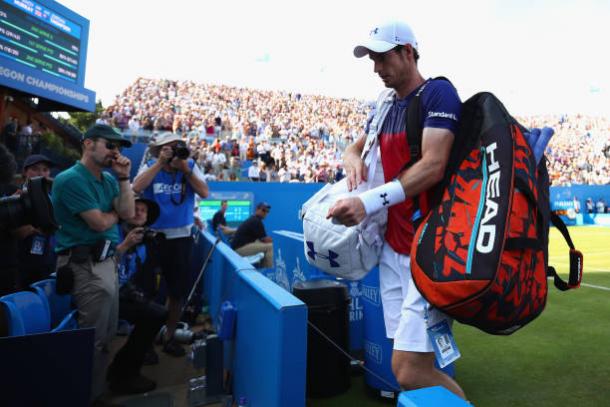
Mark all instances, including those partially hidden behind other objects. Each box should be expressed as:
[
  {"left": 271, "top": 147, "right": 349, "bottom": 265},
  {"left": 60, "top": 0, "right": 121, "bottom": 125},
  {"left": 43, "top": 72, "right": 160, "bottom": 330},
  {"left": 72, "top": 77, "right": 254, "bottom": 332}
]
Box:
[{"left": 182, "top": 236, "right": 221, "bottom": 317}]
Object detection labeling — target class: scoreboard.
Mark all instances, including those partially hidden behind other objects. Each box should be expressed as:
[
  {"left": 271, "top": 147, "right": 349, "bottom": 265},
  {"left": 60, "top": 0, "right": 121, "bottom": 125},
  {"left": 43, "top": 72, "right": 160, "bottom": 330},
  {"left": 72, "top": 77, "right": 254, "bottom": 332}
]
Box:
[
  {"left": 198, "top": 192, "right": 254, "bottom": 225},
  {"left": 0, "top": 0, "right": 94, "bottom": 111},
  {"left": 0, "top": 0, "right": 83, "bottom": 83}
]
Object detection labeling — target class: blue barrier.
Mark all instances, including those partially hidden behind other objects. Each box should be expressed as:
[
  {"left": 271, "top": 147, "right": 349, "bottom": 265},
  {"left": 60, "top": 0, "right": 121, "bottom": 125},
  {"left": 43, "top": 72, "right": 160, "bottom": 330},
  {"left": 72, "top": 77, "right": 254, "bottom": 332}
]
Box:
[
  {"left": 397, "top": 386, "right": 470, "bottom": 407},
  {"left": 361, "top": 268, "right": 400, "bottom": 396},
  {"left": 199, "top": 231, "right": 307, "bottom": 406}
]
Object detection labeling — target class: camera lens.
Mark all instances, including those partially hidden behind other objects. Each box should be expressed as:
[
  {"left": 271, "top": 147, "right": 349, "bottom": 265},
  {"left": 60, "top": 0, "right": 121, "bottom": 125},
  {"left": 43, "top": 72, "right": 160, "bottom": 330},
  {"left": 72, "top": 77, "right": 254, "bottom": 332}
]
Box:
[
  {"left": 0, "top": 194, "right": 26, "bottom": 230},
  {"left": 172, "top": 142, "right": 190, "bottom": 160},
  {"left": 0, "top": 177, "right": 57, "bottom": 232}
]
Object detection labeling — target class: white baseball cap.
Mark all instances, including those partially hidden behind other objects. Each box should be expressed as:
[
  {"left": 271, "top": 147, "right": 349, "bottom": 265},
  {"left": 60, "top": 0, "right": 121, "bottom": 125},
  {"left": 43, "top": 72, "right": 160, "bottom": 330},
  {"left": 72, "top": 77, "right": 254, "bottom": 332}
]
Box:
[{"left": 353, "top": 20, "right": 418, "bottom": 58}]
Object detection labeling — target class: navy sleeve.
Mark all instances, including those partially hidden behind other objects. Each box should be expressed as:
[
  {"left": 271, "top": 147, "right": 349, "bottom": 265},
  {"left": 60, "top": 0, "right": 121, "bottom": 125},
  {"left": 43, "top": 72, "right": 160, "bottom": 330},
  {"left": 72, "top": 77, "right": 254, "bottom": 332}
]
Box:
[{"left": 421, "top": 79, "right": 461, "bottom": 135}]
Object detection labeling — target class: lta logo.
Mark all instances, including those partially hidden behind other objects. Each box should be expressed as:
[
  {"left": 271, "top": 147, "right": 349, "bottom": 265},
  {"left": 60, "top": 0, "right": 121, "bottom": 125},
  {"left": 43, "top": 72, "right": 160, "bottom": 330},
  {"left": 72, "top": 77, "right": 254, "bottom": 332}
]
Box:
[{"left": 306, "top": 241, "right": 340, "bottom": 268}]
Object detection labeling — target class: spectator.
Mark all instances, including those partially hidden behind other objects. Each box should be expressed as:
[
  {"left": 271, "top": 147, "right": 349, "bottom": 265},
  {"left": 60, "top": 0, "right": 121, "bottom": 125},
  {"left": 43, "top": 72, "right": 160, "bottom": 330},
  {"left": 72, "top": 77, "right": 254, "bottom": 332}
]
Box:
[
  {"left": 133, "top": 132, "right": 209, "bottom": 357},
  {"left": 231, "top": 202, "right": 273, "bottom": 268},
  {"left": 586, "top": 198, "right": 594, "bottom": 213},
  {"left": 596, "top": 198, "right": 605, "bottom": 214},
  {"left": 248, "top": 161, "right": 260, "bottom": 181},
  {"left": 572, "top": 196, "right": 580, "bottom": 214},
  {"left": 211, "top": 199, "right": 236, "bottom": 235},
  {"left": 108, "top": 197, "right": 167, "bottom": 395},
  {"left": 2, "top": 116, "right": 18, "bottom": 154},
  {"left": 14, "top": 154, "right": 57, "bottom": 288},
  {"left": 51, "top": 124, "right": 134, "bottom": 402}
]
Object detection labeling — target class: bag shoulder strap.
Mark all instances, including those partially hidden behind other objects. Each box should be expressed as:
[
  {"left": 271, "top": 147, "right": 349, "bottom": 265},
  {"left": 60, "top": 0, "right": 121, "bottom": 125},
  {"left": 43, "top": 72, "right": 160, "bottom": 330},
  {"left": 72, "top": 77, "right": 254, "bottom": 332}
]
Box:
[
  {"left": 548, "top": 212, "right": 583, "bottom": 291},
  {"left": 405, "top": 76, "right": 452, "bottom": 168},
  {"left": 362, "top": 89, "right": 395, "bottom": 161}
]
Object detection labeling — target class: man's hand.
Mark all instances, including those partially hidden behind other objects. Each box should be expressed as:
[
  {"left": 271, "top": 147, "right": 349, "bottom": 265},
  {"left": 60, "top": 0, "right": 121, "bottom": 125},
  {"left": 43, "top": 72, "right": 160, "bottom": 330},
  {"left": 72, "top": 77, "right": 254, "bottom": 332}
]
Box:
[
  {"left": 343, "top": 150, "right": 368, "bottom": 192},
  {"left": 327, "top": 197, "right": 366, "bottom": 227},
  {"left": 112, "top": 154, "right": 132, "bottom": 178},
  {"left": 170, "top": 156, "right": 190, "bottom": 173},
  {"left": 121, "top": 227, "right": 144, "bottom": 251}
]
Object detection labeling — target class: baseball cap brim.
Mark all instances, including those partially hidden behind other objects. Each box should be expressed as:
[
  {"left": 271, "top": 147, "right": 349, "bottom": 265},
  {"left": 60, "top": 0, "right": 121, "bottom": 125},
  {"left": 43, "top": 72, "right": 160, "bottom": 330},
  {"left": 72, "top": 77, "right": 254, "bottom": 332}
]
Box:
[
  {"left": 353, "top": 39, "right": 396, "bottom": 58},
  {"left": 83, "top": 124, "right": 132, "bottom": 148},
  {"left": 103, "top": 133, "right": 132, "bottom": 148}
]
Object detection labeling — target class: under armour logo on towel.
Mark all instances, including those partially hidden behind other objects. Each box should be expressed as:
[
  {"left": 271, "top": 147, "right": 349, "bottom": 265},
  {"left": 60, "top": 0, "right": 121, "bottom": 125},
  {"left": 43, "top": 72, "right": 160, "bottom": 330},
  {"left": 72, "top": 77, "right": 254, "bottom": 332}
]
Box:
[
  {"left": 380, "top": 193, "right": 390, "bottom": 206},
  {"left": 306, "top": 241, "right": 340, "bottom": 267}
]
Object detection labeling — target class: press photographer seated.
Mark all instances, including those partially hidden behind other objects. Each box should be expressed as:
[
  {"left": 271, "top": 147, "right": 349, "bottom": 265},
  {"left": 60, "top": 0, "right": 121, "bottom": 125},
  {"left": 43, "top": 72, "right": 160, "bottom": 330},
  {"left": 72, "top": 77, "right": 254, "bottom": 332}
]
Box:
[{"left": 108, "top": 197, "right": 167, "bottom": 395}]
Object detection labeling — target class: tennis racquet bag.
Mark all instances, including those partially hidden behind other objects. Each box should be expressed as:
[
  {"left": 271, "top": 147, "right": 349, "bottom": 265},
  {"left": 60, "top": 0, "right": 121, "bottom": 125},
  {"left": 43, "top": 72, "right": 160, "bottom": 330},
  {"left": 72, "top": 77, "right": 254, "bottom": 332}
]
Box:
[{"left": 410, "top": 91, "right": 583, "bottom": 335}]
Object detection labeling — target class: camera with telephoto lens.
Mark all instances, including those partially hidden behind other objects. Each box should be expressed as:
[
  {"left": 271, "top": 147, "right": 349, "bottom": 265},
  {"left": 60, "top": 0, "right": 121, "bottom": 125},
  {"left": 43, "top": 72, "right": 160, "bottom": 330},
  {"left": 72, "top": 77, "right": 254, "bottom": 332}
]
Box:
[
  {"left": 172, "top": 141, "right": 190, "bottom": 160},
  {"left": 0, "top": 176, "right": 57, "bottom": 233},
  {"left": 141, "top": 227, "right": 166, "bottom": 244}
]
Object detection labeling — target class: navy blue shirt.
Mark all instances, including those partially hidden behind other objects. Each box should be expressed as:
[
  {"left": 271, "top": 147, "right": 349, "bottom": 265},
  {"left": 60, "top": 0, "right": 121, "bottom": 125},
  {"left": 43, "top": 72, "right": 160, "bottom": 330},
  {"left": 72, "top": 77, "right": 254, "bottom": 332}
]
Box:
[{"left": 379, "top": 78, "right": 462, "bottom": 254}]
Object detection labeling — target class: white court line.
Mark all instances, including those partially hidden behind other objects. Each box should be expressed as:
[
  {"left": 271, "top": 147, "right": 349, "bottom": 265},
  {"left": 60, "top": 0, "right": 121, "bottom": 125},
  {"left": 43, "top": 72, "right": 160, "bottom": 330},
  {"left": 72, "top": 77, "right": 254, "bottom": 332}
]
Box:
[
  {"left": 548, "top": 277, "right": 610, "bottom": 291},
  {"left": 581, "top": 283, "right": 610, "bottom": 291}
]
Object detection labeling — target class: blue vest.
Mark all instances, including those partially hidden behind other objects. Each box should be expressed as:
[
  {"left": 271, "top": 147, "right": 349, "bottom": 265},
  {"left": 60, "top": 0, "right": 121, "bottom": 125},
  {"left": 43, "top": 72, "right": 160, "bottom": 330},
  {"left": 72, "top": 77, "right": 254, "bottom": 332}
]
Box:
[{"left": 142, "top": 159, "right": 196, "bottom": 229}]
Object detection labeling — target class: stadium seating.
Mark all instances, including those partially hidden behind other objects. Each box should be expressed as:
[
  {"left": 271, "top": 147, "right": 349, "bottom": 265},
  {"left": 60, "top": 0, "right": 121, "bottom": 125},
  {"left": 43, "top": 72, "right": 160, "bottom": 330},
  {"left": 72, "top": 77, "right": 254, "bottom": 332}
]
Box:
[
  {"left": 0, "top": 290, "right": 77, "bottom": 336},
  {"left": 31, "top": 278, "right": 74, "bottom": 328},
  {"left": 0, "top": 291, "right": 51, "bottom": 335}
]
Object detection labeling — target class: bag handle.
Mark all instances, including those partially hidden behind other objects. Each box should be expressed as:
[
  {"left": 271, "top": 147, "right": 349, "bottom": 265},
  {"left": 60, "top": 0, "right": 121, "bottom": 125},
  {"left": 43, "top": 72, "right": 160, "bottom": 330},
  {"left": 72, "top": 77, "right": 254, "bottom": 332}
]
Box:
[{"left": 548, "top": 212, "right": 583, "bottom": 291}]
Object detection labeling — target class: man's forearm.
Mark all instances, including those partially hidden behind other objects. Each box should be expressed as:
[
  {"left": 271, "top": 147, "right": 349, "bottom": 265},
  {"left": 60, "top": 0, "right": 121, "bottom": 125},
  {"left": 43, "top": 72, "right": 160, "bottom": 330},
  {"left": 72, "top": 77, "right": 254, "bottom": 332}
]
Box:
[
  {"left": 132, "top": 161, "right": 163, "bottom": 193},
  {"left": 186, "top": 173, "right": 209, "bottom": 198},
  {"left": 96, "top": 211, "right": 119, "bottom": 232},
  {"left": 116, "top": 180, "right": 135, "bottom": 219},
  {"left": 397, "top": 155, "right": 446, "bottom": 198}
]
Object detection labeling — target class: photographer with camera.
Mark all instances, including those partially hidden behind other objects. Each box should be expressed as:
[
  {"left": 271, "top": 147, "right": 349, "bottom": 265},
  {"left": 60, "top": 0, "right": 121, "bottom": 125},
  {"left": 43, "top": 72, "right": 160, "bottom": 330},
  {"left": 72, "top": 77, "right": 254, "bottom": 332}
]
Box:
[
  {"left": 107, "top": 197, "right": 167, "bottom": 395},
  {"left": 51, "top": 124, "right": 134, "bottom": 402},
  {"left": 133, "top": 132, "right": 209, "bottom": 357},
  {"left": 14, "top": 154, "right": 57, "bottom": 289}
]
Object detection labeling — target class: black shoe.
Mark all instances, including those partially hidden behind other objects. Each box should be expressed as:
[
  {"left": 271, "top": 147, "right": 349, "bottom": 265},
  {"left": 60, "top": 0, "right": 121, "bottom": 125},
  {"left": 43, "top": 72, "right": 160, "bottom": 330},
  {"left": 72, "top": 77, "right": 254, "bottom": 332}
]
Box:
[
  {"left": 143, "top": 347, "right": 159, "bottom": 366},
  {"left": 162, "top": 339, "right": 186, "bottom": 357},
  {"left": 109, "top": 374, "right": 156, "bottom": 395}
]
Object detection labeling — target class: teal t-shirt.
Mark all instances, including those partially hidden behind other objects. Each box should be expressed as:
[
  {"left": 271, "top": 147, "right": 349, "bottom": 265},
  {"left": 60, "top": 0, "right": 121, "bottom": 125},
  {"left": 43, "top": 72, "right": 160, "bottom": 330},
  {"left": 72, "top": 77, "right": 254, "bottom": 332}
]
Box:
[{"left": 52, "top": 161, "right": 120, "bottom": 251}]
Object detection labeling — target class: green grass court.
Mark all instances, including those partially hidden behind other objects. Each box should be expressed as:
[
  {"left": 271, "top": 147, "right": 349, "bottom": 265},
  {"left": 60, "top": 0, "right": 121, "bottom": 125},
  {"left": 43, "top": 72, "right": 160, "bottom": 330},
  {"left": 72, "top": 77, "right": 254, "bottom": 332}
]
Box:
[{"left": 312, "top": 226, "right": 610, "bottom": 407}]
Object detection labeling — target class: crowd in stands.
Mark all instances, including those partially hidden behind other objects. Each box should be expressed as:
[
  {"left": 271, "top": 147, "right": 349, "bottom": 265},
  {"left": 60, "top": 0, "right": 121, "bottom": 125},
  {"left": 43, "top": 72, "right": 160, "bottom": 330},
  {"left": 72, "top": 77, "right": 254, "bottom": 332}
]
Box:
[
  {"left": 99, "top": 78, "right": 365, "bottom": 183},
  {"left": 0, "top": 116, "right": 47, "bottom": 165},
  {"left": 100, "top": 79, "right": 610, "bottom": 187},
  {"left": 518, "top": 114, "right": 610, "bottom": 186}
]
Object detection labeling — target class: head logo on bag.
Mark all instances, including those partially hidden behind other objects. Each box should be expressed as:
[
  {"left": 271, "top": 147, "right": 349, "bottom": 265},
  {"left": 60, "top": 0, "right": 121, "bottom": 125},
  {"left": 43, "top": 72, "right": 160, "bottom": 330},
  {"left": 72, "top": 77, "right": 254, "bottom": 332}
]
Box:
[
  {"left": 407, "top": 79, "right": 583, "bottom": 335},
  {"left": 306, "top": 241, "right": 341, "bottom": 268}
]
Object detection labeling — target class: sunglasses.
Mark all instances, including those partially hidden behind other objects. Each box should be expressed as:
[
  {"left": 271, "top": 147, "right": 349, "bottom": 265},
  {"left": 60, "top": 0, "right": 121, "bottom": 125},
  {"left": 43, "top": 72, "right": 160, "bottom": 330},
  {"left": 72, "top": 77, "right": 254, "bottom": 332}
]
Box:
[{"left": 101, "top": 140, "right": 122, "bottom": 151}]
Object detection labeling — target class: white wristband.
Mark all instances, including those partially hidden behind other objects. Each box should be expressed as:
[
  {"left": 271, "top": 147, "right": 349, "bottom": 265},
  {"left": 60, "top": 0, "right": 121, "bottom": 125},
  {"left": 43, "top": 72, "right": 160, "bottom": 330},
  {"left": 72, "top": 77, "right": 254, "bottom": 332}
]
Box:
[{"left": 359, "top": 180, "right": 406, "bottom": 215}]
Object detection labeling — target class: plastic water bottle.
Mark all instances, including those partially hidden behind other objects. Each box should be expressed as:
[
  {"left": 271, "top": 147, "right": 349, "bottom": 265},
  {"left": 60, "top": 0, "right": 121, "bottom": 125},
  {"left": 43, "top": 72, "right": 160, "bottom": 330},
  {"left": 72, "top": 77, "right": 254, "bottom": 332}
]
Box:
[
  {"left": 237, "top": 396, "right": 248, "bottom": 407},
  {"left": 187, "top": 376, "right": 206, "bottom": 406}
]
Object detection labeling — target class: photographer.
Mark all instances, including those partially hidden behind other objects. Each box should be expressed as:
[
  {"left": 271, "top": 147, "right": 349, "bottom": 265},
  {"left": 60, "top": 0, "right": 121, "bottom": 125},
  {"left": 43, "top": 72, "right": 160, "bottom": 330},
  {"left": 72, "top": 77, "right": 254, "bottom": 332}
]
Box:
[
  {"left": 133, "top": 132, "right": 209, "bottom": 357},
  {"left": 107, "top": 197, "right": 167, "bottom": 395},
  {"left": 51, "top": 124, "right": 134, "bottom": 402},
  {"left": 14, "top": 154, "right": 57, "bottom": 288}
]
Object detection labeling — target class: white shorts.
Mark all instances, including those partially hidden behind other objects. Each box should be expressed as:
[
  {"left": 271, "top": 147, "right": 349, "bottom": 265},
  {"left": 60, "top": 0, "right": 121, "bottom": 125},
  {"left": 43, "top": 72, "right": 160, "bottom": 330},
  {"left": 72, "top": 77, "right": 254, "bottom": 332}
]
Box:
[{"left": 379, "top": 243, "right": 451, "bottom": 352}]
